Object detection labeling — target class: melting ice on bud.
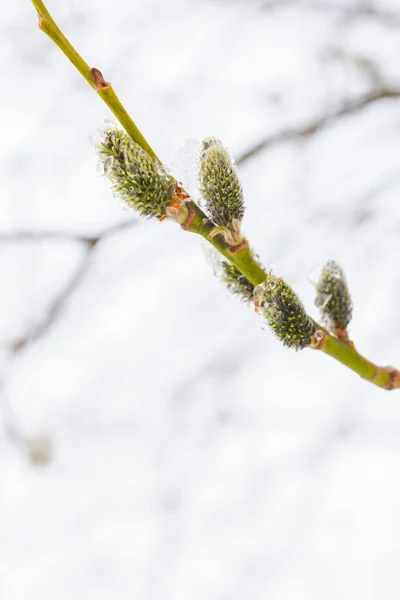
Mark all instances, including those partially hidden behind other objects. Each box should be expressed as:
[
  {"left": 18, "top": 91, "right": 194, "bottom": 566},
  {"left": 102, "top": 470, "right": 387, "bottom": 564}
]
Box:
[
  {"left": 167, "top": 138, "right": 202, "bottom": 204},
  {"left": 97, "top": 128, "right": 176, "bottom": 219},
  {"left": 198, "top": 137, "right": 244, "bottom": 230},
  {"left": 221, "top": 262, "right": 255, "bottom": 302},
  {"left": 201, "top": 239, "right": 223, "bottom": 279},
  {"left": 314, "top": 260, "right": 352, "bottom": 331},
  {"left": 255, "top": 276, "right": 316, "bottom": 350},
  {"left": 314, "top": 293, "right": 332, "bottom": 309}
]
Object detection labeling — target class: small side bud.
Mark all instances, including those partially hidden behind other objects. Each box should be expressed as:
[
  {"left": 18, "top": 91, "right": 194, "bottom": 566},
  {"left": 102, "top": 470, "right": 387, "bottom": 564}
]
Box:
[
  {"left": 314, "top": 261, "right": 352, "bottom": 333},
  {"left": 199, "top": 138, "right": 245, "bottom": 245},
  {"left": 255, "top": 276, "right": 316, "bottom": 350},
  {"left": 97, "top": 128, "right": 175, "bottom": 219},
  {"left": 221, "top": 262, "right": 255, "bottom": 301}
]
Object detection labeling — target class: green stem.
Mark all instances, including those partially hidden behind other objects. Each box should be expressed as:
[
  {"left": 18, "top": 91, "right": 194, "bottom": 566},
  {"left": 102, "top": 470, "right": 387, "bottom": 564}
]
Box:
[
  {"left": 183, "top": 202, "right": 266, "bottom": 286},
  {"left": 30, "top": 0, "right": 400, "bottom": 390},
  {"left": 319, "top": 335, "right": 399, "bottom": 390},
  {"left": 31, "top": 0, "right": 157, "bottom": 159}
]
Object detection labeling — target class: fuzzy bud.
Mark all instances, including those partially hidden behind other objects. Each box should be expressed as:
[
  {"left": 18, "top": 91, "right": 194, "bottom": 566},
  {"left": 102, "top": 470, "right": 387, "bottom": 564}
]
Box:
[
  {"left": 199, "top": 137, "right": 244, "bottom": 227},
  {"left": 314, "top": 261, "right": 352, "bottom": 331},
  {"left": 221, "top": 262, "right": 254, "bottom": 301},
  {"left": 97, "top": 128, "right": 175, "bottom": 219},
  {"left": 255, "top": 276, "right": 316, "bottom": 350}
]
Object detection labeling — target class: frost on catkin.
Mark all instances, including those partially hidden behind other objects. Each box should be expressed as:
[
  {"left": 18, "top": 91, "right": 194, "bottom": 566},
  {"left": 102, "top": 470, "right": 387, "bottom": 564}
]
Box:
[
  {"left": 199, "top": 138, "right": 244, "bottom": 227},
  {"left": 255, "top": 276, "right": 316, "bottom": 350},
  {"left": 97, "top": 128, "right": 175, "bottom": 219},
  {"left": 315, "top": 261, "right": 352, "bottom": 331},
  {"left": 221, "top": 262, "right": 254, "bottom": 301}
]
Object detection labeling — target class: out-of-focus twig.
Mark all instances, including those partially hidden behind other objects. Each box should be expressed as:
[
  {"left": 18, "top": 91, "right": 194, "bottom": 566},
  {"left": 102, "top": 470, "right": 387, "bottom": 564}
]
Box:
[
  {"left": 0, "top": 219, "right": 139, "bottom": 354},
  {"left": 238, "top": 88, "right": 400, "bottom": 165},
  {"left": 0, "top": 379, "right": 26, "bottom": 446},
  {"left": 260, "top": 0, "right": 400, "bottom": 28},
  {"left": 0, "top": 218, "right": 139, "bottom": 462}
]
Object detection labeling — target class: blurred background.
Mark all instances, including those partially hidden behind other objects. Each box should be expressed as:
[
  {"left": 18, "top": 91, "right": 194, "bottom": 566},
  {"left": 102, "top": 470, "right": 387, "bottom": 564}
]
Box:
[{"left": 2, "top": 0, "right": 400, "bottom": 598}]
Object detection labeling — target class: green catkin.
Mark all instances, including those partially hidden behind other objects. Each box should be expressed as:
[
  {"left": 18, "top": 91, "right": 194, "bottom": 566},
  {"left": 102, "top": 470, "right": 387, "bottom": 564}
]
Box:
[
  {"left": 256, "top": 276, "right": 316, "bottom": 350},
  {"left": 98, "top": 128, "right": 175, "bottom": 219},
  {"left": 199, "top": 137, "right": 244, "bottom": 227},
  {"left": 315, "top": 261, "right": 352, "bottom": 330},
  {"left": 221, "top": 262, "right": 255, "bottom": 301}
]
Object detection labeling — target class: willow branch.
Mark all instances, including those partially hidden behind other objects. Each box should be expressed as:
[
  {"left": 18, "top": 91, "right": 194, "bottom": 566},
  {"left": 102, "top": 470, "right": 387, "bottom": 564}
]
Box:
[{"left": 29, "top": 0, "right": 400, "bottom": 390}]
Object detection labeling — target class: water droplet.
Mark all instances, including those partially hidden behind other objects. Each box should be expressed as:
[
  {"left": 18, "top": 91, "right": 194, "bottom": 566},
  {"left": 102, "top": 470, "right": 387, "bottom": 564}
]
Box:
[{"left": 261, "top": 322, "right": 270, "bottom": 331}]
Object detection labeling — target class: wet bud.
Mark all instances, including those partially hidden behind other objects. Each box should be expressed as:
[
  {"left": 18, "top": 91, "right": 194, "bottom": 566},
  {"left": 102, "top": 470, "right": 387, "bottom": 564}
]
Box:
[
  {"left": 255, "top": 276, "right": 316, "bottom": 350},
  {"left": 314, "top": 261, "right": 352, "bottom": 331},
  {"left": 199, "top": 137, "right": 244, "bottom": 228},
  {"left": 97, "top": 128, "right": 175, "bottom": 219},
  {"left": 221, "top": 262, "right": 254, "bottom": 301}
]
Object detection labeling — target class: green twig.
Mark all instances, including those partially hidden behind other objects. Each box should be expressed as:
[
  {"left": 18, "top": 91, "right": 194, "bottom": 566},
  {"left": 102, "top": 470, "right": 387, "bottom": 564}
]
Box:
[
  {"left": 315, "top": 333, "right": 400, "bottom": 390},
  {"left": 30, "top": 0, "right": 400, "bottom": 390},
  {"left": 31, "top": 0, "right": 157, "bottom": 159}
]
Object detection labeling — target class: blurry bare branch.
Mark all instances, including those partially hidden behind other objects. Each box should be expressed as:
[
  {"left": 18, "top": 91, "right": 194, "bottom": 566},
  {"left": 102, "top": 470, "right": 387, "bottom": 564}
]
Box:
[
  {"left": 1, "top": 218, "right": 139, "bottom": 355},
  {"left": 0, "top": 219, "right": 138, "bottom": 247},
  {"left": 11, "top": 243, "right": 95, "bottom": 353},
  {"left": 0, "top": 379, "right": 26, "bottom": 446},
  {"left": 260, "top": 0, "right": 400, "bottom": 27},
  {"left": 0, "top": 230, "right": 93, "bottom": 244},
  {"left": 237, "top": 88, "right": 400, "bottom": 164},
  {"left": 0, "top": 217, "right": 140, "bottom": 461}
]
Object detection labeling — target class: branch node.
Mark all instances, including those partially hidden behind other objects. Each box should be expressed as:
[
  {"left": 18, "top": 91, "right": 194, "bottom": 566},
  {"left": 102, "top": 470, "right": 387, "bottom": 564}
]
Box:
[
  {"left": 310, "top": 330, "right": 327, "bottom": 350},
  {"left": 85, "top": 237, "right": 99, "bottom": 248},
  {"left": 229, "top": 239, "right": 249, "bottom": 254},
  {"left": 12, "top": 338, "right": 27, "bottom": 353},
  {"left": 335, "top": 328, "right": 349, "bottom": 340},
  {"left": 335, "top": 328, "right": 354, "bottom": 347},
  {"left": 38, "top": 15, "right": 47, "bottom": 29},
  {"left": 90, "top": 67, "right": 110, "bottom": 91},
  {"left": 180, "top": 208, "right": 196, "bottom": 231},
  {"left": 382, "top": 367, "right": 400, "bottom": 390}
]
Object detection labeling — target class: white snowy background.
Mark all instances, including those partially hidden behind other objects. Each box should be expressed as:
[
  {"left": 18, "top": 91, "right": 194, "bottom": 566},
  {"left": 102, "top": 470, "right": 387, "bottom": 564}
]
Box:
[{"left": 2, "top": 0, "right": 400, "bottom": 598}]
